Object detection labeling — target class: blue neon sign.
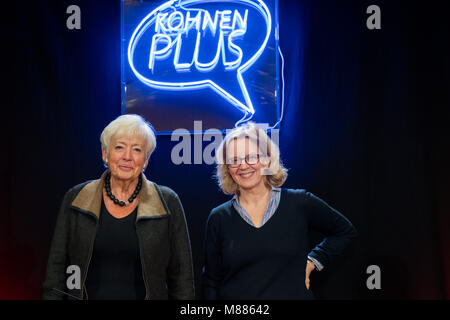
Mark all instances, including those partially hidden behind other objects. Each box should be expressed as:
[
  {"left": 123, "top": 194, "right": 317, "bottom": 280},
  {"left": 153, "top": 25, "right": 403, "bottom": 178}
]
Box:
[{"left": 122, "top": 0, "right": 280, "bottom": 132}]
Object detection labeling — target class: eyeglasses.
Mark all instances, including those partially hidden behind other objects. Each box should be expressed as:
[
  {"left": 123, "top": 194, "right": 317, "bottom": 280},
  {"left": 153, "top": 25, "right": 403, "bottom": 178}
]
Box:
[{"left": 227, "top": 154, "right": 262, "bottom": 168}]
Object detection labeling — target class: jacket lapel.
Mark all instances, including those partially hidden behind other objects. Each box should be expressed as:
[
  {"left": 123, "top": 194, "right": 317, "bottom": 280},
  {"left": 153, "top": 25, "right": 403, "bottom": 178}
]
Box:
[
  {"left": 70, "top": 170, "right": 167, "bottom": 219},
  {"left": 137, "top": 177, "right": 168, "bottom": 219}
]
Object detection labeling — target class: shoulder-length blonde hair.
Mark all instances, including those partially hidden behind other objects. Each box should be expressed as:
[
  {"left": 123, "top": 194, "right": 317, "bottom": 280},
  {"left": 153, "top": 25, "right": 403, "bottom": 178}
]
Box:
[{"left": 215, "top": 122, "right": 288, "bottom": 195}]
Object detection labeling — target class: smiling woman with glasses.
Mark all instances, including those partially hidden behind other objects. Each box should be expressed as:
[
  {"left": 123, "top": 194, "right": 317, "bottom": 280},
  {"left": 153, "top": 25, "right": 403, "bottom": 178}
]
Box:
[{"left": 202, "top": 122, "right": 357, "bottom": 300}]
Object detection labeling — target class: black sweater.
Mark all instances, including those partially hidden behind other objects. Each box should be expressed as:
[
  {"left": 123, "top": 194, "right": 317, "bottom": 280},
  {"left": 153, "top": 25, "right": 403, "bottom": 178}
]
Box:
[
  {"left": 85, "top": 201, "right": 146, "bottom": 299},
  {"left": 202, "top": 189, "right": 357, "bottom": 300}
]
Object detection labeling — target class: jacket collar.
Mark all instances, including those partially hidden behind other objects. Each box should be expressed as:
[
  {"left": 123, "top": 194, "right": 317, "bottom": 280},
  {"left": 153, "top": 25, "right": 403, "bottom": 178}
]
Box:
[{"left": 71, "top": 170, "right": 167, "bottom": 219}]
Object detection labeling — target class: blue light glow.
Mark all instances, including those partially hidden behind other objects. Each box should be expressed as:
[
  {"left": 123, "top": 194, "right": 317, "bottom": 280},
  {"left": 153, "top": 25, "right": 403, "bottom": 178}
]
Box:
[{"left": 127, "top": 0, "right": 272, "bottom": 125}]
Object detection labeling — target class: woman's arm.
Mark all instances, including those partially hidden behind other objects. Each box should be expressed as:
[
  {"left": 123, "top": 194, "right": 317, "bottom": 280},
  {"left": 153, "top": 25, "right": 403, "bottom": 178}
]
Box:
[
  {"left": 163, "top": 187, "right": 195, "bottom": 300},
  {"left": 201, "top": 210, "right": 223, "bottom": 300},
  {"left": 303, "top": 191, "right": 357, "bottom": 269},
  {"left": 42, "top": 190, "right": 72, "bottom": 300}
]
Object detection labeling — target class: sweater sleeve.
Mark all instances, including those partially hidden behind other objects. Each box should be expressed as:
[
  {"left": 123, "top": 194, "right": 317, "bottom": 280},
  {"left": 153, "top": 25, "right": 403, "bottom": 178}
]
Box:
[
  {"left": 201, "top": 210, "right": 223, "bottom": 300},
  {"left": 302, "top": 191, "right": 357, "bottom": 269}
]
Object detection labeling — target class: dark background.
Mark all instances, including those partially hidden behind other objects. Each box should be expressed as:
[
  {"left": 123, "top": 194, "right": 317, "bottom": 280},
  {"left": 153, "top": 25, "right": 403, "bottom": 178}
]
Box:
[{"left": 1, "top": 0, "right": 449, "bottom": 299}]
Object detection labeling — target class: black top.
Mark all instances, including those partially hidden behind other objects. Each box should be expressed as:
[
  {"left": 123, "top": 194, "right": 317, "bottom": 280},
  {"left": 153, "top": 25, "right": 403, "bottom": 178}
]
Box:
[
  {"left": 85, "top": 199, "right": 146, "bottom": 300},
  {"left": 202, "top": 189, "right": 357, "bottom": 300}
]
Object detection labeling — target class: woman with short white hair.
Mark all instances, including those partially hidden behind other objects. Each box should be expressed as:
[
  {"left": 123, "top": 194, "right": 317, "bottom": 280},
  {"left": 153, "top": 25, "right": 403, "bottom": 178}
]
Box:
[
  {"left": 202, "top": 122, "right": 356, "bottom": 299},
  {"left": 43, "top": 114, "right": 194, "bottom": 300}
]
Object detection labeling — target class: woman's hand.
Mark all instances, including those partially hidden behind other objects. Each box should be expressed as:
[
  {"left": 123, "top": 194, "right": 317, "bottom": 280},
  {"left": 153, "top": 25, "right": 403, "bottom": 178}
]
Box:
[{"left": 305, "top": 259, "right": 316, "bottom": 290}]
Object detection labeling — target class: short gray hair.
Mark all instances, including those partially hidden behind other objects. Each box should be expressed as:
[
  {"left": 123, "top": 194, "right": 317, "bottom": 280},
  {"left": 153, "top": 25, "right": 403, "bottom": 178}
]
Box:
[{"left": 100, "top": 114, "right": 156, "bottom": 159}]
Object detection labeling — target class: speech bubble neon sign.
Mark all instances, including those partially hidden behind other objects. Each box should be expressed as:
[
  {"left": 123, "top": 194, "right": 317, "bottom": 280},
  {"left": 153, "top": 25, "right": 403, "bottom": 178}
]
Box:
[{"left": 127, "top": 0, "right": 272, "bottom": 125}]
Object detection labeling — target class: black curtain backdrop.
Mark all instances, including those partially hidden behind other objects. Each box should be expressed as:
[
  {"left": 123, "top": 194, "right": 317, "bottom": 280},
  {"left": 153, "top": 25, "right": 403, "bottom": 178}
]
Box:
[{"left": 1, "top": 0, "right": 449, "bottom": 299}]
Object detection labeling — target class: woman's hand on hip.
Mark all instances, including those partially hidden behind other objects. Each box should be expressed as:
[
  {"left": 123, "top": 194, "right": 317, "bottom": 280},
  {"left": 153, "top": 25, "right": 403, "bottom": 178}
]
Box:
[{"left": 305, "top": 259, "right": 316, "bottom": 290}]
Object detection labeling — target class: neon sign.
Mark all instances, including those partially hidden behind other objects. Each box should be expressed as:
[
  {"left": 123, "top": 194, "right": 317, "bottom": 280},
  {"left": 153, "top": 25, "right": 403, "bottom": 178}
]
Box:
[
  {"left": 149, "top": 9, "right": 248, "bottom": 72},
  {"left": 126, "top": 0, "right": 273, "bottom": 126}
]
